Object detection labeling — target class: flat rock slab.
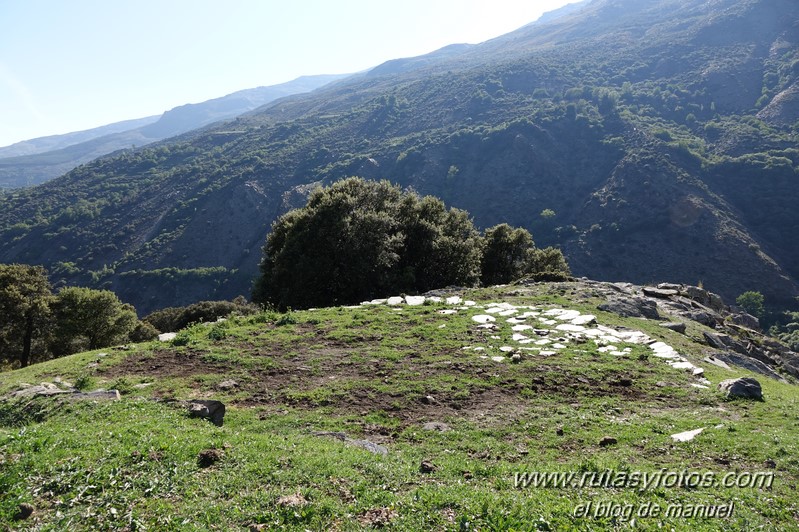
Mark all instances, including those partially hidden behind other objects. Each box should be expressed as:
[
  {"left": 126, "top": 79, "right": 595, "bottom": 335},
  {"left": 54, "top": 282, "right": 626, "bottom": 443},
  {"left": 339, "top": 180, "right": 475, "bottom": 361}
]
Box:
[
  {"left": 671, "top": 427, "right": 704, "bottom": 442},
  {"left": 643, "top": 287, "right": 679, "bottom": 298}
]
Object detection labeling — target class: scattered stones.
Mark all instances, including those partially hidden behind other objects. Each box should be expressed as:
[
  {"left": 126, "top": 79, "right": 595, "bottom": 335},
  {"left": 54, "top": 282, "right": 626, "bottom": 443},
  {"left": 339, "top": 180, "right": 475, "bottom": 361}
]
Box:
[
  {"left": 197, "top": 448, "right": 224, "bottom": 468},
  {"left": 420, "top": 460, "right": 437, "bottom": 473},
  {"left": 599, "top": 436, "right": 618, "bottom": 447},
  {"left": 188, "top": 400, "right": 226, "bottom": 427},
  {"left": 718, "top": 377, "right": 763, "bottom": 401}
]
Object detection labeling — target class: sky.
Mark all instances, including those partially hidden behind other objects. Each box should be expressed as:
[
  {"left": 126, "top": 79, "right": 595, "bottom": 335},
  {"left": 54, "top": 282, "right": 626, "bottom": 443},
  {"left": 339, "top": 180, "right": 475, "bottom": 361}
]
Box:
[{"left": 0, "top": 0, "right": 576, "bottom": 148}]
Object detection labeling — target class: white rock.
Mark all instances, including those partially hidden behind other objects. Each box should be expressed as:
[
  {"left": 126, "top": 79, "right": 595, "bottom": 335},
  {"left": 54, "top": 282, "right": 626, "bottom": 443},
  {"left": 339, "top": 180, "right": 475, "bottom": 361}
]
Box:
[
  {"left": 463, "top": 301, "right": 477, "bottom": 306},
  {"left": 498, "top": 309, "right": 518, "bottom": 316},
  {"left": 571, "top": 314, "right": 597, "bottom": 326},
  {"left": 671, "top": 428, "right": 704, "bottom": 442},
  {"left": 158, "top": 333, "right": 177, "bottom": 342},
  {"left": 387, "top": 296, "right": 404, "bottom": 305},
  {"left": 556, "top": 324, "right": 586, "bottom": 333},
  {"left": 543, "top": 309, "right": 581, "bottom": 321},
  {"left": 445, "top": 296, "right": 462, "bottom": 305},
  {"left": 512, "top": 333, "right": 529, "bottom": 341},
  {"left": 405, "top": 296, "right": 426, "bottom": 305},
  {"left": 472, "top": 315, "right": 496, "bottom": 323},
  {"left": 512, "top": 324, "right": 534, "bottom": 331},
  {"left": 491, "top": 356, "right": 506, "bottom": 363},
  {"left": 427, "top": 296, "right": 443, "bottom": 303},
  {"left": 499, "top": 346, "right": 515, "bottom": 353},
  {"left": 437, "top": 309, "right": 458, "bottom": 315}
]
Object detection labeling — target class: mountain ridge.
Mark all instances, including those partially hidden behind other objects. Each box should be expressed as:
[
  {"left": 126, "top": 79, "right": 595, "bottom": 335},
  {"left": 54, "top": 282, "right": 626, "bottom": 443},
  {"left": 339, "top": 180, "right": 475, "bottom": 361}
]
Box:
[
  {"left": 0, "top": 0, "right": 797, "bottom": 315},
  {"left": 0, "top": 74, "right": 350, "bottom": 189}
]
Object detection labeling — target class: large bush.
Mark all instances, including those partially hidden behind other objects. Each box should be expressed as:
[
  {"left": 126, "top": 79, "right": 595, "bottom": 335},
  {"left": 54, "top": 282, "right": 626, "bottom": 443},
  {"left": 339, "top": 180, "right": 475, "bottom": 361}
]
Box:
[
  {"left": 253, "top": 177, "right": 571, "bottom": 309},
  {"left": 253, "top": 178, "right": 483, "bottom": 309},
  {"left": 143, "top": 298, "right": 258, "bottom": 333}
]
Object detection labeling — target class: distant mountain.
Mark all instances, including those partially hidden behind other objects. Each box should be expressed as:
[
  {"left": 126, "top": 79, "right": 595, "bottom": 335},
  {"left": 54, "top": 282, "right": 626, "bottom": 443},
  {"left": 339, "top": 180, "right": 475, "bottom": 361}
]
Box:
[
  {"left": 1, "top": 0, "right": 798, "bottom": 316},
  {"left": 0, "top": 116, "right": 160, "bottom": 159},
  {"left": 0, "top": 74, "right": 349, "bottom": 189}
]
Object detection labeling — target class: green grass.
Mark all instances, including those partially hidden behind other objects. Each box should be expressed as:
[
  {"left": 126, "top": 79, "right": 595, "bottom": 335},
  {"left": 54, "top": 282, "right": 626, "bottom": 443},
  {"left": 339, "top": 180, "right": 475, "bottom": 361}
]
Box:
[{"left": 1, "top": 284, "right": 798, "bottom": 530}]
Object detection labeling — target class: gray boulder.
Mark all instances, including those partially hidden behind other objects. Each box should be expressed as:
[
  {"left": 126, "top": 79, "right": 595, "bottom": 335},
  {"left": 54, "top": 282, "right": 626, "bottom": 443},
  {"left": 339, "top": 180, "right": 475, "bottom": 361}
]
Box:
[
  {"left": 188, "top": 400, "right": 226, "bottom": 427},
  {"left": 598, "top": 297, "right": 660, "bottom": 319},
  {"left": 718, "top": 377, "right": 763, "bottom": 400}
]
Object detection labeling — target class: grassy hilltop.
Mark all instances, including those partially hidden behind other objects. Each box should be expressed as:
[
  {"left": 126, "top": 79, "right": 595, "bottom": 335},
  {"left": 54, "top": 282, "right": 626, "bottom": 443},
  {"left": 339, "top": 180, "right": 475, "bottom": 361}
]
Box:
[{"left": 1, "top": 281, "right": 797, "bottom": 530}]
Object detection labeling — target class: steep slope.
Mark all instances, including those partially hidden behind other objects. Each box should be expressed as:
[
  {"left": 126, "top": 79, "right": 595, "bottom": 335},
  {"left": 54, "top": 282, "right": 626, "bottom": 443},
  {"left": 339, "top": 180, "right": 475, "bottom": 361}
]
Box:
[
  {"left": 0, "top": 0, "right": 798, "bottom": 315},
  {"left": 0, "top": 75, "right": 348, "bottom": 189}
]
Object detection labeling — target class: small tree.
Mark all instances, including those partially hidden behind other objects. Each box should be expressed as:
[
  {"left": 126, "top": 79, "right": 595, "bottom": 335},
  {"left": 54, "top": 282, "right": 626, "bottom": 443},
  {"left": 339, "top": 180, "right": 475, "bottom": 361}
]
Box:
[
  {"left": 51, "top": 287, "right": 137, "bottom": 355},
  {"left": 736, "top": 291, "right": 765, "bottom": 319},
  {"left": 480, "top": 224, "right": 536, "bottom": 286},
  {"left": 0, "top": 264, "right": 53, "bottom": 368},
  {"left": 525, "top": 247, "right": 572, "bottom": 281}
]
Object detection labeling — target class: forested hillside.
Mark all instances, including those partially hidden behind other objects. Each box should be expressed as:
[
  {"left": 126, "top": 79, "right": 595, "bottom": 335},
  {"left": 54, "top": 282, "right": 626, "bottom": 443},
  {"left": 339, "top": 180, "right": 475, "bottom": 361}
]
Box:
[{"left": 1, "top": 0, "right": 797, "bottom": 315}]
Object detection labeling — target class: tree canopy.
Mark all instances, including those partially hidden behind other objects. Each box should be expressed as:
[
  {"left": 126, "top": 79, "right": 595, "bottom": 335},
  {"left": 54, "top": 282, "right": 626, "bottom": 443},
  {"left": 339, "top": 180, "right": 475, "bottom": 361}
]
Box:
[
  {"left": 253, "top": 177, "right": 570, "bottom": 309},
  {"left": 50, "top": 287, "right": 138, "bottom": 356},
  {"left": 0, "top": 264, "right": 52, "bottom": 368}
]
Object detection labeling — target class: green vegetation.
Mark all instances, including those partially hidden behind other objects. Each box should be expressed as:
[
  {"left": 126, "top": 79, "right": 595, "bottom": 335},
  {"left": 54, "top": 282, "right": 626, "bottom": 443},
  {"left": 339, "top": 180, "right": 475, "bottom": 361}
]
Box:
[
  {"left": 0, "top": 283, "right": 797, "bottom": 530},
  {"left": 736, "top": 291, "right": 765, "bottom": 319},
  {"left": 252, "top": 178, "right": 569, "bottom": 309},
  {"left": 50, "top": 287, "right": 137, "bottom": 356},
  {"left": 0, "top": 264, "right": 52, "bottom": 368},
  {"left": 0, "top": 0, "right": 798, "bottom": 315}
]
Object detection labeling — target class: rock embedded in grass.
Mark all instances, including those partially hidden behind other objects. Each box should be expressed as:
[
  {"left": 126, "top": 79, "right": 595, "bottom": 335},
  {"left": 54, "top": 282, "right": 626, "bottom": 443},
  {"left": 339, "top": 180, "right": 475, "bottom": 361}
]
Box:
[{"left": 718, "top": 377, "right": 763, "bottom": 400}]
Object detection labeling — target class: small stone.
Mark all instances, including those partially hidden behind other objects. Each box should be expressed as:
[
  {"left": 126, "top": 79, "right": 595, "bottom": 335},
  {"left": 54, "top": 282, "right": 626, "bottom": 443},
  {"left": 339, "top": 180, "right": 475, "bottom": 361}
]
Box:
[
  {"left": 599, "top": 436, "right": 618, "bottom": 447},
  {"left": 421, "top": 395, "right": 436, "bottom": 405},
  {"left": 556, "top": 426, "right": 564, "bottom": 436},
  {"left": 14, "top": 503, "right": 34, "bottom": 520},
  {"left": 463, "top": 470, "right": 474, "bottom": 479},
  {"left": 511, "top": 353, "right": 522, "bottom": 363},
  {"left": 420, "top": 460, "right": 437, "bottom": 473},
  {"left": 764, "top": 459, "right": 776, "bottom": 469},
  {"left": 218, "top": 379, "right": 238, "bottom": 391}
]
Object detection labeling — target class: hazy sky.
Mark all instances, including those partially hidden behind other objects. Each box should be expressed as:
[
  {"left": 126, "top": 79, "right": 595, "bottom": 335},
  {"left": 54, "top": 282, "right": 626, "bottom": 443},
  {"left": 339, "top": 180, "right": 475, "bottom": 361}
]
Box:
[{"left": 0, "top": 0, "right": 576, "bottom": 147}]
